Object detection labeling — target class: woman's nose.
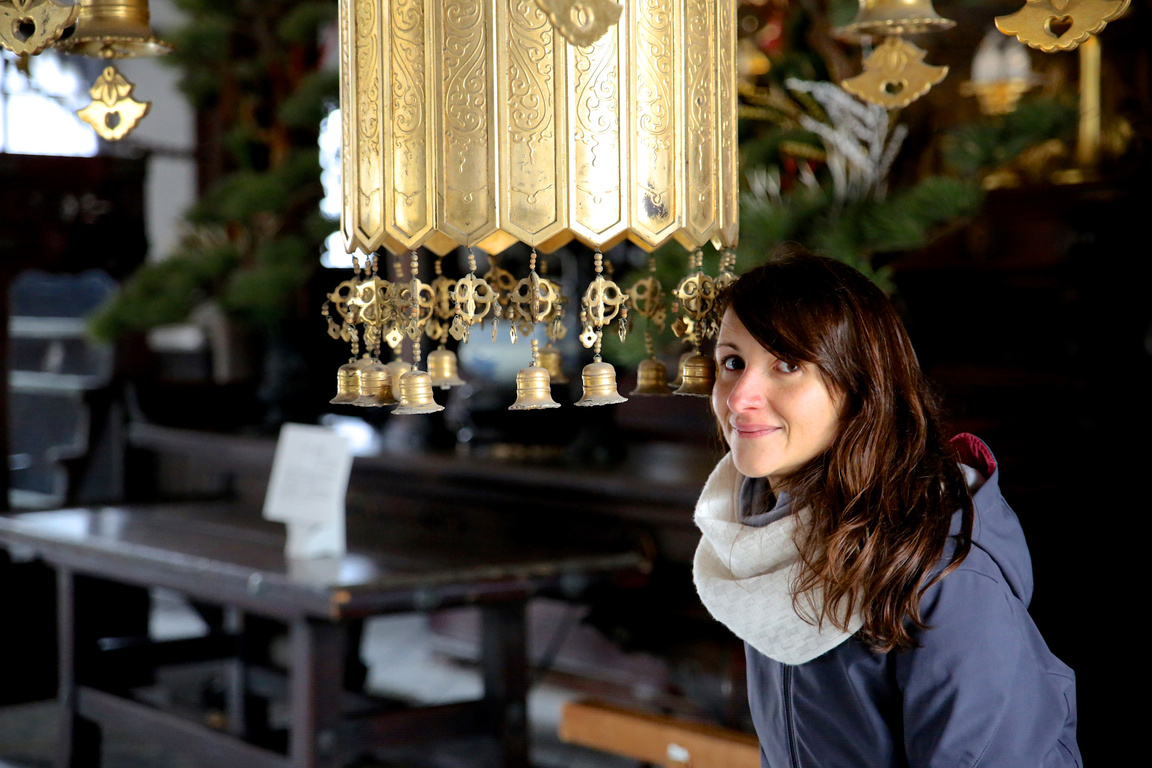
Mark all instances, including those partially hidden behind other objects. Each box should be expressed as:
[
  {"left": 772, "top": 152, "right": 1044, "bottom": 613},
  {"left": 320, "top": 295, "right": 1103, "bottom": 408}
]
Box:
[{"left": 727, "top": 371, "right": 765, "bottom": 411}]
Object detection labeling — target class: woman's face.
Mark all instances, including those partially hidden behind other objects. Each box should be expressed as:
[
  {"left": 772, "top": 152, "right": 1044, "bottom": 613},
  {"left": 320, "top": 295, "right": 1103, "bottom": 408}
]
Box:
[{"left": 713, "top": 309, "right": 842, "bottom": 485}]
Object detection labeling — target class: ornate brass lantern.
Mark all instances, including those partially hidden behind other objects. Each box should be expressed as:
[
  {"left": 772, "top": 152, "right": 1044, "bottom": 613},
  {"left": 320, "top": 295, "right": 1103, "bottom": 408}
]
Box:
[{"left": 336, "top": 0, "right": 738, "bottom": 257}]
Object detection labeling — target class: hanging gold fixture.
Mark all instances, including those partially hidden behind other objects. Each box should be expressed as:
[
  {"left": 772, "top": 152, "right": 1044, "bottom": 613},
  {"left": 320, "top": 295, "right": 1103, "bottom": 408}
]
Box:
[
  {"left": 673, "top": 352, "right": 715, "bottom": 396},
  {"left": 835, "top": 0, "right": 954, "bottom": 109},
  {"left": 60, "top": 0, "right": 172, "bottom": 58},
  {"left": 0, "top": 0, "right": 79, "bottom": 56},
  {"left": 76, "top": 64, "right": 150, "bottom": 140},
  {"left": 575, "top": 361, "right": 628, "bottom": 407},
  {"left": 630, "top": 357, "right": 670, "bottom": 396},
  {"left": 995, "top": 0, "right": 1128, "bottom": 53},
  {"left": 336, "top": 0, "right": 738, "bottom": 258}
]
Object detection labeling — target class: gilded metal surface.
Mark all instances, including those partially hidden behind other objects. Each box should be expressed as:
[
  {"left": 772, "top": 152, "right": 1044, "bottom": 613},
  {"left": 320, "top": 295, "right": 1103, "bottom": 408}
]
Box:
[
  {"left": 77, "top": 65, "right": 150, "bottom": 141},
  {"left": 509, "top": 367, "right": 560, "bottom": 409},
  {"left": 62, "top": 0, "right": 173, "bottom": 58},
  {"left": 995, "top": 0, "right": 1128, "bottom": 53},
  {"left": 0, "top": 0, "right": 79, "bottom": 56},
  {"left": 841, "top": 37, "right": 947, "bottom": 110},
  {"left": 537, "top": 343, "right": 568, "bottom": 384},
  {"left": 427, "top": 347, "right": 466, "bottom": 389},
  {"left": 355, "top": 359, "right": 398, "bottom": 406},
  {"left": 630, "top": 357, "right": 670, "bottom": 396},
  {"left": 339, "top": 0, "right": 739, "bottom": 255},
  {"left": 574, "top": 361, "right": 628, "bottom": 406},
  {"left": 392, "top": 369, "right": 445, "bottom": 413},
  {"left": 673, "top": 352, "right": 714, "bottom": 396},
  {"left": 534, "top": 0, "right": 622, "bottom": 47},
  {"left": 836, "top": 0, "right": 955, "bottom": 39}
]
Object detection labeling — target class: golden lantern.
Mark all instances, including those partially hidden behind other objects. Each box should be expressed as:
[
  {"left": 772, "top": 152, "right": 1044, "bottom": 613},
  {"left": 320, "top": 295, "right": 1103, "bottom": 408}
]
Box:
[{"left": 336, "top": 0, "right": 738, "bottom": 258}]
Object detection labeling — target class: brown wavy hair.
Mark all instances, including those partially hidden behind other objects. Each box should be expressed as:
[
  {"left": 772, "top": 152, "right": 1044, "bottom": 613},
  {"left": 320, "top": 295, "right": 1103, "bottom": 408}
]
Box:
[{"left": 718, "top": 248, "right": 973, "bottom": 653}]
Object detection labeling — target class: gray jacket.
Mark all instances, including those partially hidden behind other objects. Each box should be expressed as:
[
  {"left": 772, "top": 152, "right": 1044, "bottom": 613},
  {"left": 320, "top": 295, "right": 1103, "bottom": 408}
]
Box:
[{"left": 744, "top": 435, "right": 1080, "bottom": 767}]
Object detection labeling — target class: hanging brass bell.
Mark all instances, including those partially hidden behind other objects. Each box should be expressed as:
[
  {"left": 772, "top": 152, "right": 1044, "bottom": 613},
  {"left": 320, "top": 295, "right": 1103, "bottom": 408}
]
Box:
[
  {"left": 537, "top": 344, "right": 568, "bottom": 385},
  {"left": 668, "top": 350, "right": 695, "bottom": 390},
  {"left": 630, "top": 358, "right": 671, "bottom": 396},
  {"left": 392, "top": 369, "right": 445, "bottom": 414},
  {"left": 387, "top": 359, "right": 409, "bottom": 395},
  {"left": 329, "top": 357, "right": 368, "bottom": 405},
  {"left": 673, "top": 353, "right": 716, "bottom": 397},
  {"left": 836, "top": 0, "right": 955, "bottom": 39},
  {"left": 62, "top": 0, "right": 174, "bottom": 58},
  {"left": 354, "top": 359, "right": 398, "bottom": 406},
  {"left": 428, "top": 347, "right": 466, "bottom": 389},
  {"left": 509, "top": 366, "right": 560, "bottom": 410},
  {"left": 574, "top": 361, "right": 628, "bottom": 407}
]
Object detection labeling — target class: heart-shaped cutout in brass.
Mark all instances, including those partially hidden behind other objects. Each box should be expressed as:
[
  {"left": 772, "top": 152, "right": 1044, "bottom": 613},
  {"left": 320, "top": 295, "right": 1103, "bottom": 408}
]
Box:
[
  {"left": 105, "top": 111, "right": 122, "bottom": 130},
  {"left": 1045, "top": 15, "right": 1074, "bottom": 38}
]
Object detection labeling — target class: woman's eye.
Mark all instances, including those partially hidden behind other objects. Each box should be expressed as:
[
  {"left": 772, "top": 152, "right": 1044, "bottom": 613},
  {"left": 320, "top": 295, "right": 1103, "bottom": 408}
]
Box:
[
  {"left": 719, "top": 355, "right": 744, "bottom": 372},
  {"left": 776, "top": 360, "right": 800, "bottom": 374}
]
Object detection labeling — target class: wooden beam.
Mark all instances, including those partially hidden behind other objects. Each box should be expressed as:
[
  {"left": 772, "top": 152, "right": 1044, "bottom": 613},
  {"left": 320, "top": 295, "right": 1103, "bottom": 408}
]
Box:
[{"left": 559, "top": 699, "right": 760, "bottom": 768}]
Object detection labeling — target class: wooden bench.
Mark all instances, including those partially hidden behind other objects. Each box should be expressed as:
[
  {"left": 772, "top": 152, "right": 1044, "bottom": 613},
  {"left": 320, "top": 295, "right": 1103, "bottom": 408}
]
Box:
[{"left": 559, "top": 699, "right": 760, "bottom": 768}]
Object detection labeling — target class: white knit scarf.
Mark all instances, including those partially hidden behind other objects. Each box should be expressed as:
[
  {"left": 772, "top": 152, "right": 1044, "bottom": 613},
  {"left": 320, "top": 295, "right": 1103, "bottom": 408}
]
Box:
[{"left": 693, "top": 453, "right": 864, "bottom": 665}]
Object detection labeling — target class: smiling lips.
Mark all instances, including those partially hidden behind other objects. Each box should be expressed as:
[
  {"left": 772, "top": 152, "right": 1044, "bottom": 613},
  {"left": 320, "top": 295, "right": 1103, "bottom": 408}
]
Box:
[{"left": 730, "top": 423, "right": 780, "bottom": 438}]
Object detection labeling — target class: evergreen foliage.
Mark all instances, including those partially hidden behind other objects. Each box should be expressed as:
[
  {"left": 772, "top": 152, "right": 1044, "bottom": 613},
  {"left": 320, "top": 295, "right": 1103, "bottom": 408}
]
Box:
[{"left": 89, "top": 0, "right": 338, "bottom": 342}]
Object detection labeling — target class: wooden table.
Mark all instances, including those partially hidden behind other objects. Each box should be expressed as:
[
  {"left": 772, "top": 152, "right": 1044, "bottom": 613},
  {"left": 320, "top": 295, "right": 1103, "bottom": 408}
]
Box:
[{"left": 0, "top": 504, "right": 648, "bottom": 768}]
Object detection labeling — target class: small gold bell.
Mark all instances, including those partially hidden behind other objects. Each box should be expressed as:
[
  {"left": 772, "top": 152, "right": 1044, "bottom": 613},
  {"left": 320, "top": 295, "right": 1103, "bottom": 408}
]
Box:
[
  {"left": 392, "top": 369, "right": 445, "bottom": 414},
  {"left": 387, "top": 359, "right": 409, "bottom": 396},
  {"left": 329, "top": 357, "right": 367, "bottom": 404},
  {"left": 62, "top": 0, "right": 175, "bottom": 58},
  {"left": 537, "top": 344, "right": 568, "bottom": 385},
  {"left": 575, "top": 361, "right": 628, "bottom": 407},
  {"left": 673, "top": 353, "right": 716, "bottom": 397},
  {"left": 428, "top": 347, "right": 466, "bottom": 390},
  {"left": 668, "top": 350, "right": 695, "bottom": 390},
  {"left": 509, "top": 366, "right": 560, "bottom": 410},
  {"left": 630, "top": 358, "right": 671, "bottom": 396},
  {"left": 354, "top": 359, "right": 398, "bottom": 406},
  {"left": 836, "top": 0, "right": 955, "bottom": 39}
]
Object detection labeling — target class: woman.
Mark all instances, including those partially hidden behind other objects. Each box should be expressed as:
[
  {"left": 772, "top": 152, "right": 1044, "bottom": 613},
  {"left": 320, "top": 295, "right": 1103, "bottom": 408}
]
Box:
[{"left": 693, "top": 250, "right": 1079, "bottom": 767}]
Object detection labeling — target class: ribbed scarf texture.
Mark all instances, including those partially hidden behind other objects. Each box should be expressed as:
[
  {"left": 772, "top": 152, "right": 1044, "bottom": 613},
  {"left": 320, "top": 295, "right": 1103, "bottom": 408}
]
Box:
[{"left": 692, "top": 453, "right": 864, "bottom": 665}]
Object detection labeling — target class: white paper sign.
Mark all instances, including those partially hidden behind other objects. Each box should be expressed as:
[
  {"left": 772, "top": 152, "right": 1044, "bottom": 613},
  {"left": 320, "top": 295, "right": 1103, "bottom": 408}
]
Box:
[{"left": 263, "top": 423, "right": 352, "bottom": 559}]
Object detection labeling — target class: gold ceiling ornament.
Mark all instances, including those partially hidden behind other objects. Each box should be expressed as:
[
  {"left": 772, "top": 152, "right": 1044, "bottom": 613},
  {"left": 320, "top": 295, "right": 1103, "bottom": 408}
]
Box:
[
  {"left": 76, "top": 64, "right": 150, "bottom": 141},
  {"left": 533, "top": 0, "right": 623, "bottom": 47},
  {"left": 995, "top": 0, "right": 1128, "bottom": 53},
  {"left": 336, "top": 0, "right": 738, "bottom": 257},
  {"left": 626, "top": 254, "right": 670, "bottom": 396},
  {"left": 841, "top": 37, "right": 948, "bottom": 110},
  {"left": 574, "top": 250, "right": 628, "bottom": 406},
  {"left": 0, "top": 0, "right": 80, "bottom": 56},
  {"left": 449, "top": 251, "right": 497, "bottom": 344},
  {"left": 509, "top": 340, "right": 561, "bottom": 410},
  {"left": 426, "top": 257, "right": 467, "bottom": 390},
  {"left": 673, "top": 351, "right": 715, "bottom": 396},
  {"left": 835, "top": 0, "right": 953, "bottom": 109},
  {"left": 59, "top": 0, "right": 172, "bottom": 58},
  {"left": 836, "top": 0, "right": 955, "bottom": 39}
]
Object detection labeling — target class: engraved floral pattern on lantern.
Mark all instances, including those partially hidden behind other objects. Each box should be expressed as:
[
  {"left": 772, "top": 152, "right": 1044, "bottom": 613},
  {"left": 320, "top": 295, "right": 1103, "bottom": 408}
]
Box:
[
  {"left": 572, "top": 31, "right": 622, "bottom": 236},
  {"left": 390, "top": 0, "right": 429, "bottom": 236},
  {"left": 354, "top": 0, "right": 382, "bottom": 233},
  {"left": 684, "top": 0, "right": 716, "bottom": 242},
  {"left": 442, "top": 0, "right": 491, "bottom": 238},
  {"left": 633, "top": 0, "right": 675, "bottom": 237}
]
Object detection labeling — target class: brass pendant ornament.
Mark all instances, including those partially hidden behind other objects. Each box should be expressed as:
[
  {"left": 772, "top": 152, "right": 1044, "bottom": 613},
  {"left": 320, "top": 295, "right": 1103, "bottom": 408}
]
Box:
[
  {"left": 841, "top": 37, "right": 949, "bottom": 110},
  {"left": 76, "top": 65, "right": 150, "bottom": 141},
  {"left": 995, "top": 0, "right": 1129, "bottom": 53},
  {"left": 0, "top": 0, "right": 79, "bottom": 56},
  {"left": 533, "top": 0, "right": 622, "bottom": 47}
]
